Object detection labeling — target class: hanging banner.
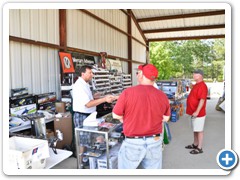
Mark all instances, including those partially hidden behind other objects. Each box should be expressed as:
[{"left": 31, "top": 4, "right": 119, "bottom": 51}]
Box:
[{"left": 71, "top": 52, "right": 95, "bottom": 65}]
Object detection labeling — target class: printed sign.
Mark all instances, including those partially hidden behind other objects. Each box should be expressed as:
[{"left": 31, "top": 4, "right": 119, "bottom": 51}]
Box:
[
  {"left": 71, "top": 52, "right": 95, "bottom": 65},
  {"left": 106, "top": 59, "right": 122, "bottom": 73},
  {"left": 59, "top": 52, "right": 75, "bottom": 73}
]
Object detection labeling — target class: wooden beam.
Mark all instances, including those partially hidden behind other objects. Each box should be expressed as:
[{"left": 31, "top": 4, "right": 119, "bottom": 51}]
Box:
[
  {"left": 67, "top": 46, "right": 142, "bottom": 64},
  {"left": 137, "top": 10, "right": 225, "bottom": 23},
  {"left": 143, "top": 24, "right": 225, "bottom": 34},
  {"left": 129, "top": 10, "right": 147, "bottom": 43},
  {"left": 120, "top": 9, "right": 128, "bottom": 16},
  {"left": 59, "top": 9, "right": 67, "bottom": 51},
  {"left": 127, "top": 9, "right": 132, "bottom": 74},
  {"left": 148, "top": 35, "right": 225, "bottom": 42},
  {"left": 146, "top": 41, "right": 149, "bottom": 63},
  {"left": 9, "top": 36, "right": 143, "bottom": 64},
  {"left": 9, "top": 36, "right": 64, "bottom": 49}
]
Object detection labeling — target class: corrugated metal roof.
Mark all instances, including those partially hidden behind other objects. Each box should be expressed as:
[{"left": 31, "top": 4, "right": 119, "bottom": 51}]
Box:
[{"left": 131, "top": 9, "right": 225, "bottom": 41}]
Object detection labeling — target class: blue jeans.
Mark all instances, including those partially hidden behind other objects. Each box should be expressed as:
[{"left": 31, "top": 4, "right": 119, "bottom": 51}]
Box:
[{"left": 118, "top": 136, "right": 163, "bottom": 169}]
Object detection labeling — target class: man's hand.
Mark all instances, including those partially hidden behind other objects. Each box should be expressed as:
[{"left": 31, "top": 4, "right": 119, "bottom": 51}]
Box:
[
  {"left": 192, "top": 112, "right": 199, "bottom": 118},
  {"left": 104, "top": 95, "right": 119, "bottom": 103},
  {"left": 162, "top": 115, "right": 170, "bottom": 122},
  {"left": 113, "top": 95, "right": 119, "bottom": 101},
  {"left": 104, "top": 95, "right": 115, "bottom": 103}
]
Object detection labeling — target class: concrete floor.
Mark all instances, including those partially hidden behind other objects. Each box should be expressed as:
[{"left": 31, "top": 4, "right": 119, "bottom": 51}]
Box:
[
  {"left": 163, "top": 97, "right": 225, "bottom": 169},
  {"left": 52, "top": 97, "right": 225, "bottom": 169}
]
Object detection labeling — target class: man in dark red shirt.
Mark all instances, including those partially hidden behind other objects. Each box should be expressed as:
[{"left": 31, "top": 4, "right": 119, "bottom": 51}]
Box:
[
  {"left": 112, "top": 64, "right": 170, "bottom": 169},
  {"left": 185, "top": 69, "right": 208, "bottom": 155}
]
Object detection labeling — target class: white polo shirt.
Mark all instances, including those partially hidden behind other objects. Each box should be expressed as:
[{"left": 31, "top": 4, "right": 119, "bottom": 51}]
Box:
[{"left": 72, "top": 77, "right": 96, "bottom": 113}]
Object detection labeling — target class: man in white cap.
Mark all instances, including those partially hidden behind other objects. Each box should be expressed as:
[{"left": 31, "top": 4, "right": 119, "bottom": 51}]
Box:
[
  {"left": 112, "top": 64, "right": 170, "bottom": 169},
  {"left": 185, "top": 69, "right": 208, "bottom": 154}
]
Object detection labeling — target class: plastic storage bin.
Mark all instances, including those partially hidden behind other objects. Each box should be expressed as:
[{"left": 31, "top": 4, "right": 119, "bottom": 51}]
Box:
[{"left": 9, "top": 136, "right": 50, "bottom": 169}]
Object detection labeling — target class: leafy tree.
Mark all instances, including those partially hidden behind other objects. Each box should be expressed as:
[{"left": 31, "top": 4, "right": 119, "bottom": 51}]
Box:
[
  {"left": 150, "top": 42, "right": 173, "bottom": 80},
  {"left": 149, "top": 39, "right": 225, "bottom": 81}
]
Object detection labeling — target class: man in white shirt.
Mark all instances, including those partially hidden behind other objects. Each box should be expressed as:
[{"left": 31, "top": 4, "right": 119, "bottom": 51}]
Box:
[
  {"left": 72, "top": 65, "right": 116, "bottom": 168},
  {"left": 72, "top": 65, "right": 116, "bottom": 128}
]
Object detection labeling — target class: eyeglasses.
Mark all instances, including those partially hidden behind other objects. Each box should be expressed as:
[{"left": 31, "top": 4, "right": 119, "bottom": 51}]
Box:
[{"left": 136, "top": 71, "right": 142, "bottom": 75}]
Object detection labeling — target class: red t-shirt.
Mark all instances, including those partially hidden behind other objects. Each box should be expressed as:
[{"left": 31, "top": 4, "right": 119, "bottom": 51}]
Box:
[
  {"left": 186, "top": 81, "right": 208, "bottom": 117},
  {"left": 113, "top": 85, "right": 170, "bottom": 137}
]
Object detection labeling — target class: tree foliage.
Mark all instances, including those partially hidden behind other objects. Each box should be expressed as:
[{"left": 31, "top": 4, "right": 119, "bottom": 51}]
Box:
[{"left": 149, "top": 39, "right": 225, "bottom": 81}]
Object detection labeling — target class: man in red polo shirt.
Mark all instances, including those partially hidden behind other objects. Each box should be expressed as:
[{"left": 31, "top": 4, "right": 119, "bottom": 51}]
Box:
[
  {"left": 185, "top": 69, "right": 208, "bottom": 155},
  {"left": 112, "top": 64, "right": 170, "bottom": 169}
]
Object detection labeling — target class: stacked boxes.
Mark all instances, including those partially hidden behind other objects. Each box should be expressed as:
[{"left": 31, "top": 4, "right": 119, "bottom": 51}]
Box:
[
  {"left": 11, "top": 87, "right": 28, "bottom": 97},
  {"left": 9, "top": 94, "right": 37, "bottom": 116},
  {"left": 37, "top": 92, "right": 56, "bottom": 111},
  {"left": 88, "top": 142, "right": 120, "bottom": 169},
  {"left": 97, "top": 155, "right": 118, "bottom": 169},
  {"left": 179, "top": 102, "right": 184, "bottom": 116},
  {"left": 170, "top": 102, "right": 180, "bottom": 122},
  {"left": 170, "top": 101, "right": 185, "bottom": 121},
  {"left": 97, "top": 143, "right": 120, "bottom": 169},
  {"left": 170, "top": 110, "right": 179, "bottom": 122}
]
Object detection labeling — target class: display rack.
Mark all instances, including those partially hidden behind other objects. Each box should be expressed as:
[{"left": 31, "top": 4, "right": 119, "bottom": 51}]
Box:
[
  {"left": 109, "top": 74, "right": 123, "bottom": 95},
  {"left": 121, "top": 74, "right": 132, "bottom": 90},
  {"left": 75, "top": 123, "right": 121, "bottom": 169},
  {"left": 60, "top": 73, "right": 74, "bottom": 103},
  {"left": 91, "top": 69, "right": 111, "bottom": 96},
  {"left": 75, "top": 113, "right": 122, "bottom": 169},
  {"left": 60, "top": 85, "right": 72, "bottom": 103}
]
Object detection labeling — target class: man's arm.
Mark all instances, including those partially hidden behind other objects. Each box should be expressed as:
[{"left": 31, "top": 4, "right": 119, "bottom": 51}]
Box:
[
  {"left": 85, "top": 95, "right": 115, "bottom": 108},
  {"left": 112, "top": 112, "right": 123, "bottom": 123}
]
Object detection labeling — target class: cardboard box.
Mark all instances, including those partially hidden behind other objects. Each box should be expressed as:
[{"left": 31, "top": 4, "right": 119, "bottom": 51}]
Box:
[
  {"left": 55, "top": 102, "right": 66, "bottom": 113},
  {"left": 54, "top": 113, "right": 73, "bottom": 149},
  {"left": 9, "top": 136, "right": 50, "bottom": 169}
]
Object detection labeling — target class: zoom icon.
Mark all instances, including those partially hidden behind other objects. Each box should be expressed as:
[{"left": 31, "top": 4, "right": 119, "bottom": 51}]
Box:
[{"left": 216, "top": 149, "right": 238, "bottom": 170}]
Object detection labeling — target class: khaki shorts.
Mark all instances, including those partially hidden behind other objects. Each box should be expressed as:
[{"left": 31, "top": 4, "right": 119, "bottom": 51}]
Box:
[{"left": 190, "top": 115, "right": 206, "bottom": 132}]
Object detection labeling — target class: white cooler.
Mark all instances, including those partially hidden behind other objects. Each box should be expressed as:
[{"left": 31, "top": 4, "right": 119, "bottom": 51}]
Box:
[{"left": 9, "top": 136, "right": 50, "bottom": 169}]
